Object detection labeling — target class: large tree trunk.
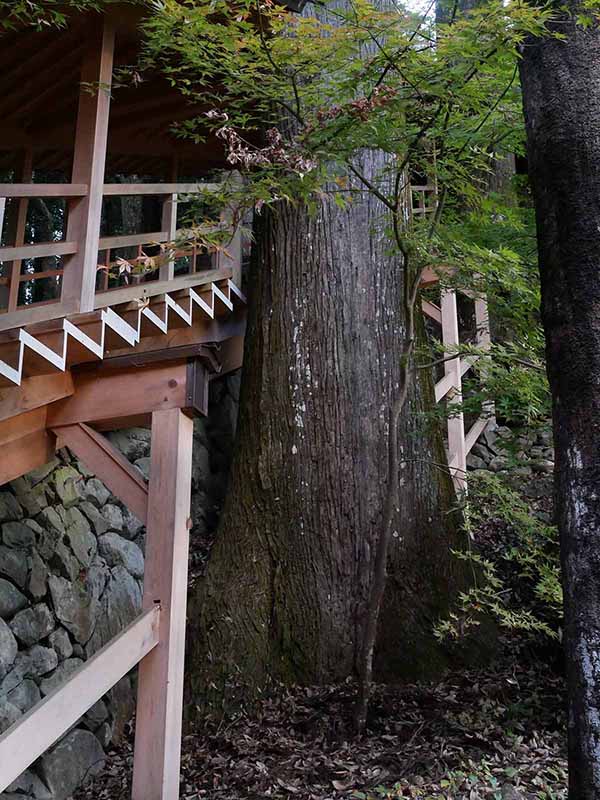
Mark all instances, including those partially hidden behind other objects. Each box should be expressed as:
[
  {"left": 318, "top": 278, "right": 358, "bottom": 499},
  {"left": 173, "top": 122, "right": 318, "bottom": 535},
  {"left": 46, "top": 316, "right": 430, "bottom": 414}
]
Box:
[
  {"left": 186, "top": 149, "right": 470, "bottom": 711},
  {"left": 519, "top": 12, "right": 600, "bottom": 797}
]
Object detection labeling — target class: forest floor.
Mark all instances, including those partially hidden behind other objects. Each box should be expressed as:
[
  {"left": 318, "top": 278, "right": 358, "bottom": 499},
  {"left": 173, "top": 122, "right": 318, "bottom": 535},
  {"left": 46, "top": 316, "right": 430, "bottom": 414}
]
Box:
[{"left": 74, "top": 641, "right": 566, "bottom": 800}]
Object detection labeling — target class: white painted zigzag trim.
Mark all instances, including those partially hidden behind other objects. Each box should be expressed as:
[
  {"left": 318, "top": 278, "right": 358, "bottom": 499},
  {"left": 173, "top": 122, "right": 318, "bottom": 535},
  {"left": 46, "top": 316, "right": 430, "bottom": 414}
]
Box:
[{"left": 0, "top": 279, "right": 245, "bottom": 387}]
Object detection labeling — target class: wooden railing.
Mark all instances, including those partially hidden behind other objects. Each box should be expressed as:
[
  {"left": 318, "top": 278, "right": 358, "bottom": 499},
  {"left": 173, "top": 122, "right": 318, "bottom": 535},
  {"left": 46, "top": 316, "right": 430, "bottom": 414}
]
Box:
[
  {"left": 0, "top": 181, "right": 242, "bottom": 333},
  {"left": 0, "top": 606, "right": 160, "bottom": 789},
  {"left": 413, "top": 180, "right": 494, "bottom": 491},
  {"left": 422, "top": 285, "right": 495, "bottom": 492}
]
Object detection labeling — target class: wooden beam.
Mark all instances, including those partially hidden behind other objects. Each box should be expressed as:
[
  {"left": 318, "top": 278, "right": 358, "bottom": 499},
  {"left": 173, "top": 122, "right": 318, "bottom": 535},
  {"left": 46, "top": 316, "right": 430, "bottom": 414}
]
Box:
[
  {"left": 102, "top": 182, "right": 220, "bottom": 196},
  {"left": 465, "top": 414, "right": 491, "bottom": 456},
  {"left": 0, "top": 185, "right": 88, "bottom": 198},
  {"left": 421, "top": 299, "right": 441, "bottom": 324},
  {"left": 211, "top": 334, "right": 244, "bottom": 376},
  {"left": 0, "top": 372, "right": 74, "bottom": 423},
  {"left": 47, "top": 362, "right": 191, "bottom": 427},
  {"left": 98, "top": 231, "right": 168, "bottom": 250},
  {"left": 0, "top": 607, "right": 160, "bottom": 793},
  {"left": 91, "top": 344, "right": 220, "bottom": 372},
  {"left": 93, "top": 268, "right": 231, "bottom": 309},
  {"left": 132, "top": 409, "right": 194, "bottom": 800},
  {"left": 52, "top": 422, "right": 149, "bottom": 524},
  {"left": 185, "top": 361, "right": 209, "bottom": 416},
  {"left": 0, "top": 241, "right": 77, "bottom": 262},
  {"left": 0, "top": 430, "right": 56, "bottom": 486},
  {"left": 0, "top": 302, "right": 67, "bottom": 334},
  {"left": 0, "top": 407, "right": 55, "bottom": 483},
  {"left": 61, "top": 20, "right": 115, "bottom": 314}
]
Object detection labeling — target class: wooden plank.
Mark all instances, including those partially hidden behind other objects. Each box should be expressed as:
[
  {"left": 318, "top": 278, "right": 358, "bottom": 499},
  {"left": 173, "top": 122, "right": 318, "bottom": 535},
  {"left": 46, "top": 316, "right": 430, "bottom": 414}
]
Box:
[
  {"left": 212, "top": 334, "right": 245, "bottom": 376},
  {"left": 0, "top": 241, "right": 77, "bottom": 262},
  {"left": 101, "top": 314, "right": 246, "bottom": 362},
  {"left": 61, "top": 20, "right": 115, "bottom": 314},
  {"left": 434, "top": 371, "right": 455, "bottom": 403},
  {"left": 93, "top": 268, "right": 231, "bottom": 309},
  {"left": 440, "top": 289, "right": 466, "bottom": 491},
  {"left": 421, "top": 299, "right": 441, "bottom": 324},
  {"left": 0, "top": 407, "right": 47, "bottom": 445},
  {"left": 92, "top": 343, "right": 220, "bottom": 372},
  {"left": 52, "top": 422, "right": 149, "bottom": 524},
  {"left": 47, "top": 362, "right": 190, "bottom": 427},
  {"left": 0, "top": 430, "right": 55, "bottom": 485},
  {"left": 0, "top": 372, "right": 74, "bottom": 423},
  {"left": 102, "top": 182, "right": 220, "bottom": 196},
  {"left": 465, "top": 415, "right": 491, "bottom": 456},
  {"left": 7, "top": 149, "right": 33, "bottom": 313},
  {"left": 99, "top": 231, "right": 168, "bottom": 250},
  {"left": 185, "top": 360, "right": 209, "bottom": 416},
  {"left": 0, "top": 606, "right": 160, "bottom": 793},
  {"left": 0, "top": 301, "right": 67, "bottom": 334},
  {"left": 419, "top": 266, "right": 440, "bottom": 287},
  {"left": 0, "top": 184, "right": 88, "bottom": 198},
  {"left": 132, "top": 409, "right": 194, "bottom": 800}
]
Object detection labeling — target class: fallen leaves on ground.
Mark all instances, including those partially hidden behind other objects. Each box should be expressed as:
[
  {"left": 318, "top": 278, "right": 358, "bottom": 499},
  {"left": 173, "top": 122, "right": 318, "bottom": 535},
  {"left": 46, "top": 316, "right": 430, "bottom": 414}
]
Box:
[{"left": 74, "top": 646, "right": 566, "bottom": 800}]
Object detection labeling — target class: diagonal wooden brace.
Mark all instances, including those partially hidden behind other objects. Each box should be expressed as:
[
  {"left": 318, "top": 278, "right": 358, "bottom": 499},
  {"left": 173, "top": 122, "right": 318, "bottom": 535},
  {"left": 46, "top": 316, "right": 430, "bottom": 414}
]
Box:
[{"left": 52, "top": 421, "right": 148, "bottom": 524}]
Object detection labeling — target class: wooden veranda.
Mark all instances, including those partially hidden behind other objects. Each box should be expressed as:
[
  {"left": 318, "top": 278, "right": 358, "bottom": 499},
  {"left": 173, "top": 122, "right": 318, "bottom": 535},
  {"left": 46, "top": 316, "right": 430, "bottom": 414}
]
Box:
[{"left": 0, "top": 8, "right": 245, "bottom": 799}]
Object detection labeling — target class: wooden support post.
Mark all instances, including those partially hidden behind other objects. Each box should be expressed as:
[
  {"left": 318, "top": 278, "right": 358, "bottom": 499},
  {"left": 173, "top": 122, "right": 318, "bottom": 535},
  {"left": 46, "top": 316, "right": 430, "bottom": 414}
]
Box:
[
  {"left": 61, "top": 20, "right": 114, "bottom": 314},
  {"left": 474, "top": 293, "right": 496, "bottom": 428},
  {"left": 159, "top": 194, "right": 177, "bottom": 281},
  {"left": 441, "top": 288, "right": 466, "bottom": 490},
  {"left": 160, "top": 158, "right": 179, "bottom": 281},
  {"left": 132, "top": 408, "right": 194, "bottom": 800},
  {"left": 5, "top": 149, "right": 33, "bottom": 312}
]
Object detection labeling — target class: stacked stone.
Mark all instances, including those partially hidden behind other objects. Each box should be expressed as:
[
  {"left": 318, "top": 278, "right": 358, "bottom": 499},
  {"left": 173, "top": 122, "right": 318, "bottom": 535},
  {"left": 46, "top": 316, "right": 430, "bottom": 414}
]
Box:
[
  {"left": 466, "top": 425, "right": 555, "bottom": 477},
  {"left": 0, "top": 442, "right": 146, "bottom": 800},
  {"left": 0, "top": 371, "right": 241, "bottom": 800}
]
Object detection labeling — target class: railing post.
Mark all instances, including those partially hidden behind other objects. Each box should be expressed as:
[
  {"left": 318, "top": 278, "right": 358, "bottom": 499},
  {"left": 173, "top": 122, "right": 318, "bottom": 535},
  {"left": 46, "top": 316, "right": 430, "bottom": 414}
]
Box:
[
  {"left": 474, "top": 293, "right": 496, "bottom": 427},
  {"left": 160, "top": 158, "right": 179, "bottom": 281},
  {"left": 61, "top": 19, "right": 114, "bottom": 313},
  {"left": 159, "top": 194, "right": 177, "bottom": 281},
  {"left": 132, "top": 408, "right": 194, "bottom": 800},
  {"left": 441, "top": 288, "right": 466, "bottom": 490},
  {"left": 4, "top": 149, "right": 33, "bottom": 312}
]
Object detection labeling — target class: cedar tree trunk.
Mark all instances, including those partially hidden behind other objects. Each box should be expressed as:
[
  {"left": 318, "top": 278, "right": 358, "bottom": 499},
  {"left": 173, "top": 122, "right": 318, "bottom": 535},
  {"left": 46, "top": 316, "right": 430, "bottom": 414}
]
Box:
[
  {"left": 519, "top": 11, "right": 600, "bottom": 797},
  {"left": 186, "top": 149, "right": 471, "bottom": 712}
]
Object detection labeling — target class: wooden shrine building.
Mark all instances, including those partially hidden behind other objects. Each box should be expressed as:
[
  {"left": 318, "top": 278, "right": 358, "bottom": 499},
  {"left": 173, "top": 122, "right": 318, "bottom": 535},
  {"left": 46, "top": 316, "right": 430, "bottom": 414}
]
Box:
[{"left": 0, "top": 6, "right": 245, "bottom": 799}]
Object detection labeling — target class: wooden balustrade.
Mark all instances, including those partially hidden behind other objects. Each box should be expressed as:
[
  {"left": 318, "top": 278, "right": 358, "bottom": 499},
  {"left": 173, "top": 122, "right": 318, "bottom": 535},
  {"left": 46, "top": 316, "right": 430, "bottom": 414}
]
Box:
[
  {"left": 421, "top": 272, "right": 495, "bottom": 492},
  {"left": 0, "top": 181, "right": 241, "bottom": 332}
]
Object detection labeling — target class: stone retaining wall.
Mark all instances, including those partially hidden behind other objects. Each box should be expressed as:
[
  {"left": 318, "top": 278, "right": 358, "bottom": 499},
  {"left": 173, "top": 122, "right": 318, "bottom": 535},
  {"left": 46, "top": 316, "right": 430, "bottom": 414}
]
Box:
[{"left": 0, "top": 372, "right": 239, "bottom": 800}]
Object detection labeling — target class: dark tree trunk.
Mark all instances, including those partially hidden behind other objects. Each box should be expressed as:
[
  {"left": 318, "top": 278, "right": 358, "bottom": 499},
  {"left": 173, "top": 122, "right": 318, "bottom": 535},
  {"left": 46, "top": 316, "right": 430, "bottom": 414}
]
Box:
[
  {"left": 519, "top": 12, "right": 600, "bottom": 797},
  {"left": 186, "top": 149, "right": 470, "bottom": 712}
]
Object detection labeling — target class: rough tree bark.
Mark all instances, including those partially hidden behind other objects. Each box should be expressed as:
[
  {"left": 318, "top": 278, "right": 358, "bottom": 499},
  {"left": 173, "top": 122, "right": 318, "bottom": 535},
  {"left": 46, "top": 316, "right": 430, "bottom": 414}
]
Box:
[
  {"left": 186, "top": 148, "right": 471, "bottom": 713},
  {"left": 519, "top": 10, "right": 600, "bottom": 797}
]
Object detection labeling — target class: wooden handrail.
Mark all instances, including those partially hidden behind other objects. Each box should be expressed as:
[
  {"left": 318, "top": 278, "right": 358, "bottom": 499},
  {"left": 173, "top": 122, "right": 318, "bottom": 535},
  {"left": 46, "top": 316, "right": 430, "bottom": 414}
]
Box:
[
  {"left": 93, "top": 267, "right": 231, "bottom": 308},
  {"left": 102, "top": 182, "right": 220, "bottom": 196},
  {"left": 0, "top": 241, "right": 77, "bottom": 261},
  {"left": 0, "top": 184, "right": 88, "bottom": 198},
  {"left": 0, "top": 606, "right": 160, "bottom": 793},
  {"left": 98, "top": 231, "right": 169, "bottom": 250}
]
